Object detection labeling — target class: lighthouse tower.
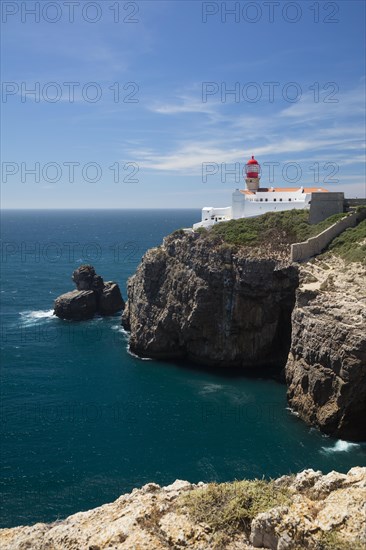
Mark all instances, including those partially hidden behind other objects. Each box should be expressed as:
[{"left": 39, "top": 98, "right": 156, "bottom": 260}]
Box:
[{"left": 245, "top": 155, "right": 261, "bottom": 192}]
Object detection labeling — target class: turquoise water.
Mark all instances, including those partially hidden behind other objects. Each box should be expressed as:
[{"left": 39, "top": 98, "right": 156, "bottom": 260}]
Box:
[{"left": 1, "top": 210, "right": 365, "bottom": 528}]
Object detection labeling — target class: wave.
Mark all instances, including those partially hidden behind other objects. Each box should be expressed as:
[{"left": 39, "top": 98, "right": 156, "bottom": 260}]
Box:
[
  {"left": 199, "top": 383, "right": 224, "bottom": 395},
  {"left": 111, "top": 323, "right": 152, "bottom": 360},
  {"left": 320, "top": 440, "right": 361, "bottom": 454},
  {"left": 19, "top": 309, "right": 55, "bottom": 325},
  {"left": 111, "top": 324, "right": 128, "bottom": 335},
  {"left": 127, "top": 347, "right": 153, "bottom": 361},
  {"left": 286, "top": 406, "right": 300, "bottom": 417}
]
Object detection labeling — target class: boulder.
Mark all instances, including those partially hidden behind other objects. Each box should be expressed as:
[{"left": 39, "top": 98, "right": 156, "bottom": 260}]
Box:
[
  {"left": 54, "top": 266, "right": 124, "bottom": 320},
  {"left": 99, "top": 282, "right": 125, "bottom": 315},
  {"left": 72, "top": 265, "right": 104, "bottom": 291},
  {"left": 54, "top": 290, "right": 97, "bottom": 321}
]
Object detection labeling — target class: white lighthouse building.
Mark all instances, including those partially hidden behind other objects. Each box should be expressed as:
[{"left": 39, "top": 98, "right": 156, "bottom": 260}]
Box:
[{"left": 193, "top": 156, "right": 329, "bottom": 229}]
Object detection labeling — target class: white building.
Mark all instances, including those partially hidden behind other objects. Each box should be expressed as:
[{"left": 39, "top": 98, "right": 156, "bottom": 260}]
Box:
[{"left": 193, "top": 156, "right": 329, "bottom": 230}]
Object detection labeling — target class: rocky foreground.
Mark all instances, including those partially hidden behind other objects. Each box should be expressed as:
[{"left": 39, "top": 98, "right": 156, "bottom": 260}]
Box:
[
  {"left": 1, "top": 468, "right": 365, "bottom": 549},
  {"left": 286, "top": 256, "right": 366, "bottom": 441}
]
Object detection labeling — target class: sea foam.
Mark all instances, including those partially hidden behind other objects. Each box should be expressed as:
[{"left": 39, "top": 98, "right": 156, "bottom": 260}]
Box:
[
  {"left": 320, "top": 440, "right": 361, "bottom": 454},
  {"left": 19, "top": 309, "right": 55, "bottom": 325}
]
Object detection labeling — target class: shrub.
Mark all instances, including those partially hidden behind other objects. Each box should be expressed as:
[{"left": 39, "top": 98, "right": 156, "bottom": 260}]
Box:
[
  {"left": 205, "top": 210, "right": 345, "bottom": 248},
  {"left": 326, "top": 219, "right": 366, "bottom": 264},
  {"left": 178, "top": 479, "right": 291, "bottom": 536}
]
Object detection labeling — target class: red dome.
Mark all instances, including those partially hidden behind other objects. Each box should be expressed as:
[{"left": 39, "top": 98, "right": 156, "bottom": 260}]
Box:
[{"left": 247, "top": 155, "right": 258, "bottom": 165}]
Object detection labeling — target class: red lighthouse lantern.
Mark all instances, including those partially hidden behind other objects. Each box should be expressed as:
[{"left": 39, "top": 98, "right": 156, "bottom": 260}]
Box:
[
  {"left": 245, "top": 155, "right": 261, "bottom": 191},
  {"left": 245, "top": 156, "right": 261, "bottom": 178}
]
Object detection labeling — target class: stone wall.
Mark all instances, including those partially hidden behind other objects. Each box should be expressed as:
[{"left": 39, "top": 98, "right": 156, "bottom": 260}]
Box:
[{"left": 291, "top": 209, "right": 365, "bottom": 263}]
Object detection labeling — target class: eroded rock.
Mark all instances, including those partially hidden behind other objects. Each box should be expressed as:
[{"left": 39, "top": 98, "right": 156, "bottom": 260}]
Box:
[
  {"left": 54, "top": 265, "right": 124, "bottom": 321},
  {"left": 99, "top": 282, "right": 125, "bottom": 316},
  {"left": 1, "top": 468, "right": 365, "bottom": 550},
  {"left": 286, "top": 256, "right": 366, "bottom": 441},
  {"left": 54, "top": 289, "right": 97, "bottom": 321},
  {"left": 122, "top": 232, "right": 298, "bottom": 367}
]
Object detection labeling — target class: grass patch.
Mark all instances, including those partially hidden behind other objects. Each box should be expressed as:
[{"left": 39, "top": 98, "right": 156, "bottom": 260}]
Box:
[
  {"left": 178, "top": 479, "right": 291, "bottom": 536},
  {"left": 317, "top": 530, "right": 366, "bottom": 550},
  {"left": 325, "top": 219, "right": 366, "bottom": 264},
  {"left": 202, "top": 210, "right": 345, "bottom": 248}
]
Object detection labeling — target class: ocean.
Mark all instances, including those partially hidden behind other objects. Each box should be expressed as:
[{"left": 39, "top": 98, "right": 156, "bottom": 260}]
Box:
[{"left": 1, "top": 209, "right": 365, "bottom": 528}]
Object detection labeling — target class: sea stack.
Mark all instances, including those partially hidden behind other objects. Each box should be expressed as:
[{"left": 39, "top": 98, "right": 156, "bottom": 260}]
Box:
[{"left": 54, "top": 265, "right": 124, "bottom": 320}]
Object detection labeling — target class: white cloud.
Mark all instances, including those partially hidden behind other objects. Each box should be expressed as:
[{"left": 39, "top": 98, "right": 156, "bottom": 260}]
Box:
[{"left": 126, "top": 83, "right": 365, "bottom": 196}]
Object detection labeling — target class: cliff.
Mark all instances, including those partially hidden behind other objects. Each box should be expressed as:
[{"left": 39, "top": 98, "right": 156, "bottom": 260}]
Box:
[
  {"left": 1, "top": 468, "right": 365, "bottom": 549},
  {"left": 122, "top": 231, "right": 298, "bottom": 368},
  {"left": 122, "top": 215, "right": 366, "bottom": 441},
  {"left": 285, "top": 255, "right": 366, "bottom": 441}
]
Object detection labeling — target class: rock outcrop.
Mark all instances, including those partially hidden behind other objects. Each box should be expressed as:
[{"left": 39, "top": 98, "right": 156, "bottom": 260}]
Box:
[
  {"left": 122, "top": 232, "right": 298, "bottom": 367},
  {"left": 286, "top": 256, "right": 366, "bottom": 441},
  {"left": 54, "top": 265, "right": 124, "bottom": 320},
  {"left": 53, "top": 289, "right": 97, "bottom": 321},
  {"left": 1, "top": 468, "right": 365, "bottom": 549}
]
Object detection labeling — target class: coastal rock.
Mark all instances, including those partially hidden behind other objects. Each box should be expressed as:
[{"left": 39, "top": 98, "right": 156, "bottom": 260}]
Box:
[
  {"left": 1, "top": 468, "right": 365, "bottom": 550},
  {"left": 54, "top": 265, "right": 124, "bottom": 320},
  {"left": 99, "top": 282, "right": 125, "bottom": 315},
  {"left": 122, "top": 232, "right": 298, "bottom": 367},
  {"left": 53, "top": 290, "right": 97, "bottom": 321},
  {"left": 285, "top": 256, "right": 366, "bottom": 441},
  {"left": 72, "top": 265, "right": 104, "bottom": 292}
]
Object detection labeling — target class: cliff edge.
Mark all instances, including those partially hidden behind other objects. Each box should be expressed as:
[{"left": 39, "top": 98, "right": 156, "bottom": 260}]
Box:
[
  {"left": 122, "top": 213, "right": 366, "bottom": 441},
  {"left": 122, "top": 230, "right": 298, "bottom": 368},
  {"left": 1, "top": 468, "right": 365, "bottom": 549},
  {"left": 285, "top": 255, "right": 366, "bottom": 441}
]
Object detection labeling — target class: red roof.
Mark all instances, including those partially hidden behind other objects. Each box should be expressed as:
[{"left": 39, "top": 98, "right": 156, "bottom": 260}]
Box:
[{"left": 240, "top": 187, "right": 328, "bottom": 195}]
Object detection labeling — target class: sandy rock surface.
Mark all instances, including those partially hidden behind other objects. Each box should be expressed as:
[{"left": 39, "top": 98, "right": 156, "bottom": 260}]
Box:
[{"left": 1, "top": 468, "right": 365, "bottom": 550}]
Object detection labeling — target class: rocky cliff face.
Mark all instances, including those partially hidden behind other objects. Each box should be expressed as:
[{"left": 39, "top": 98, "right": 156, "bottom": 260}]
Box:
[
  {"left": 285, "top": 256, "right": 366, "bottom": 441},
  {"left": 1, "top": 468, "right": 365, "bottom": 549},
  {"left": 122, "top": 232, "right": 298, "bottom": 368}
]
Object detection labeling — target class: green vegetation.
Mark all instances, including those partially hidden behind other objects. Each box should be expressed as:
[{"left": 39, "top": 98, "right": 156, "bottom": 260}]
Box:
[
  {"left": 171, "top": 228, "right": 185, "bottom": 237},
  {"left": 201, "top": 210, "right": 345, "bottom": 248},
  {"left": 318, "top": 530, "right": 366, "bottom": 550},
  {"left": 326, "top": 219, "right": 366, "bottom": 264},
  {"left": 178, "top": 479, "right": 291, "bottom": 536}
]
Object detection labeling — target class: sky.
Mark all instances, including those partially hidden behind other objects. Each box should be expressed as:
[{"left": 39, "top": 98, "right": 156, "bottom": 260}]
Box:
[{"left": 1, "top": 0, "right": 365, "bottom": 208}]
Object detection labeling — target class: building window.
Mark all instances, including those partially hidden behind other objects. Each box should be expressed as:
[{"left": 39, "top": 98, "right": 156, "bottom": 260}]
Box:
[
  {"left": 280, "top": 198, "right": 282, "bottom": 202},
  {"left": 289, "top": 198, "right": 291, "bottom": 202},
  {"left": 260, "top": 198, "right": 263, "bottom": 202},
  {"left": 265, "top": 198, "right": 268, "bottom": 202},
  {"left": 274, "top": 198, "right": 277, "bottom": 202}
]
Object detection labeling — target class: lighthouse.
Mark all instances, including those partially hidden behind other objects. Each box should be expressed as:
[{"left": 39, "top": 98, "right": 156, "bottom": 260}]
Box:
[
  {"left": 245, "top": 155, "right": 261, "bottom": 192},
  {"left": 193, "top": 153, "right": 333, "bottom": 230}
]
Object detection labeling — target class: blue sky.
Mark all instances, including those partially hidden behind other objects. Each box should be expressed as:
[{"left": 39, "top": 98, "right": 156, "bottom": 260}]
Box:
[{"left": 1, "top": 0, "right": 365, "bottom": 208}]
